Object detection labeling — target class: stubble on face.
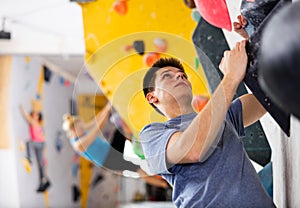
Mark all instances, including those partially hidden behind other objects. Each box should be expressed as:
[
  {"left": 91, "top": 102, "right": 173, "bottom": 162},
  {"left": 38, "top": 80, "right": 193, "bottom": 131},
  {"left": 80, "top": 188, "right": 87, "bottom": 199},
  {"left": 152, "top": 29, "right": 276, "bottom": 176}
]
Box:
[{"left": 153, "top": 67, "right": 193, "bottom": 116}]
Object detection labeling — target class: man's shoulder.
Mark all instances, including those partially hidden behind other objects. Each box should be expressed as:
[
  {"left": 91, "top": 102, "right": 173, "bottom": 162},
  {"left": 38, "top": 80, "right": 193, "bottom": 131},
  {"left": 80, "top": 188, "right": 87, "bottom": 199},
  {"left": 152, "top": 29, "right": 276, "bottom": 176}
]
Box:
[
  {"left": 139, "top": 121, "right": 175, "bottom": 144},
  {"left": 140, "top": 122, "right": 166, "bottom": 134}
]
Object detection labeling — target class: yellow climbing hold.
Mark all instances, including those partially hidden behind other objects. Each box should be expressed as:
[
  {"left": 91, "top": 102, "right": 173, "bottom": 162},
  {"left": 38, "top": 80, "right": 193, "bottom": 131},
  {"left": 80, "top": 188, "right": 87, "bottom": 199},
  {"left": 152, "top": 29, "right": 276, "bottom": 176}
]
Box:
[{"left": 21, "top": 158, "right": 32, "bottom": 173}]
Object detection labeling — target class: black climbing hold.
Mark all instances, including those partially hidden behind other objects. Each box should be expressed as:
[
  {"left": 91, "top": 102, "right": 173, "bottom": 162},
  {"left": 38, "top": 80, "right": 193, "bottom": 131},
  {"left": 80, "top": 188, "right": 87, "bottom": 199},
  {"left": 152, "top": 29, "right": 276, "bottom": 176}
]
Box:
[
  {"left": 259, "top": 1, "right": 300, "bottom": 120},
  {"left": 133, "top": 40, "right": 145, "bottom": 55}
]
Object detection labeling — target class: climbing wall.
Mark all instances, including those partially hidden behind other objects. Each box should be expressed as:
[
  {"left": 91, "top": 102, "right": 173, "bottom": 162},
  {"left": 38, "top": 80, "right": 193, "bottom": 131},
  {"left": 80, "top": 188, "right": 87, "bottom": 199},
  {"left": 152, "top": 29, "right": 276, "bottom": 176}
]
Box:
[
  {"left": 6, "top": 56, "right": 76, "bottom": 207},
  {"left": 77, "top": 94, "right": 121, "bottom": 208},
  {"left": 79, "top": 0, "right": 210, "bottom": 138},
  {"left": 87, "top": 170, "right": 121, "bottom": 208}
]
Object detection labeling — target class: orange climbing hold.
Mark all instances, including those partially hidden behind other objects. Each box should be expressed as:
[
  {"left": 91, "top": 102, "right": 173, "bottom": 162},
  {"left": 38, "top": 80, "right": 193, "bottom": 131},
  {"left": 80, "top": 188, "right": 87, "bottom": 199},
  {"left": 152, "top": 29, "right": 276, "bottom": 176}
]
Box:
[
  {"left": 192, "top": 95, "right": 209, "bottom": 113},
  {"left": 113, "top": 0, "right": 128, "bottom": 16},
  {"left": 143, "top": 52, "right": 160, "bottom": 67}
]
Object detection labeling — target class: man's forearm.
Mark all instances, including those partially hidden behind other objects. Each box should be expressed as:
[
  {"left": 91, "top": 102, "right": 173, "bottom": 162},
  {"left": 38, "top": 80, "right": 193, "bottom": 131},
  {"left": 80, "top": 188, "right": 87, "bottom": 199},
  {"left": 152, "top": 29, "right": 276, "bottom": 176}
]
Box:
[
  {"left": 167, "top": 40, "right": 248, "bottom": 164},
  {"left": 171, "top": 75, "right": 240, "bottom": 163},
  {"left": 196, "top": 75, "right": 239, "bottom": 160}
]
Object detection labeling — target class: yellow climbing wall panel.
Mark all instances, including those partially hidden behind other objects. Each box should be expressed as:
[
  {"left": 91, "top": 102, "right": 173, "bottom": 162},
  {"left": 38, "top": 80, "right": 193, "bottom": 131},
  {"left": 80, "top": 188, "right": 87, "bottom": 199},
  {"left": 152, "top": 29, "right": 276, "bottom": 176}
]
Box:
[
  {"left": 31, "top": 66, "right": 44, "bottom": 112},
  {"left": 77, "top": 94, "right": 107, "bottom": 208},
  {"left": 80, "top": 0, "right": 210, "bottom": 138}
]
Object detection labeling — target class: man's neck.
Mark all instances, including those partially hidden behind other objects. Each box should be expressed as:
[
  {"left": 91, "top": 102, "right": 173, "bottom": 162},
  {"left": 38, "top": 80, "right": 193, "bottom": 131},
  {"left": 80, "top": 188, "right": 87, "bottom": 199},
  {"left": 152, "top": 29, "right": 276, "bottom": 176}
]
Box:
[{"left": 165, "top": 105, "right": 195, "bottom": 119}]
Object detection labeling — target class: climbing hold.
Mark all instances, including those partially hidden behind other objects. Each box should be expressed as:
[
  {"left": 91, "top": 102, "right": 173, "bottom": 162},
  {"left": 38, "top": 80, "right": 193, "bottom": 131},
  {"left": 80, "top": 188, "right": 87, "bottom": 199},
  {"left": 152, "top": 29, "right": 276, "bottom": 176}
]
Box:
[
  {"left": 18, "top": 139, "right": 25, "bottom": 152},
  {"left": 192, "top": 95, "right": 209, "bottom": 113},
  {"left": 184, "top": 0, "right": 196, "bottom": 9},
  {"left": 72, "top": 163, "right": 79, "bottom": 178},
  {"left": 113, "top": 0, "right": 128, "bottom": 16},
  {"left": 21, "top": 158, "right": 32, "bottom": 173},
  {"left": 64, "top": 80, "right": 71, "bottom": 87},
  {"left": 59, "top": 77, "right": 64, "bottom": 85},
  {"left": 194, "top": 0, "right": 232, "bottom": 31},
  {"left": 154, "top": 38, "right": 167, "bottom": 53},
  {"left": 259, "top": 1, "right": 300, "bottom": 119},
  {"left": 124, "top": 44, "right": 133, "bottom": 52},
  {"left": 100, "top": 80, "right": 106, "bottom": 88},
  {"left": 36, "top": 93, "right": 41, "bottom": 100},
  {"left": 133, "top": 40, "right": 145, "bottom": 55},
  {"left": 24, "top": 56, "right": 31, "bottom": 63},
  {"left": 132, "top": 137, "right": 145, "bottom": 159},
  {"left": 195, "top": 57, "right": 200, "bottom": 69},
  {"left": 72, "top": 184, "right": 81, "bottom": 202},
  {"left": 55, "top": 131, "right": 64, "bottom": 153},
  {"left": 43, "top": 65, "right": 52, "bottom": 83},
  {"left": 191, "top": 9, "right": 201, "bottom": 22},
  {"left": 143, "top": 52, "right": 160, "bottom": 67},
  {"left": 91, "top": 173, "right": 104, "bottom": 189}
]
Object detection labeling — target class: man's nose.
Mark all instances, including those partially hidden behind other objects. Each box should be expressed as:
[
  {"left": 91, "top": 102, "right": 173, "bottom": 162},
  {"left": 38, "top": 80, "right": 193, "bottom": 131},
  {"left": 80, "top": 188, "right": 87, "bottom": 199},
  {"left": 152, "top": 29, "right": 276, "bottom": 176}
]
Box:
[{"left": 176, "top": 72, "right": 184, "bottom": 80}]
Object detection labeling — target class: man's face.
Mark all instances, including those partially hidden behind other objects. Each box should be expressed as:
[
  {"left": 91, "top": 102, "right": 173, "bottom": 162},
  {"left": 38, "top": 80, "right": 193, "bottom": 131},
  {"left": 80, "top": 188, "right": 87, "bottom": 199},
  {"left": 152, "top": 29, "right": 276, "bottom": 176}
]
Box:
[{"left": 149, "top": 66, "right": 193, "bottom": 108}]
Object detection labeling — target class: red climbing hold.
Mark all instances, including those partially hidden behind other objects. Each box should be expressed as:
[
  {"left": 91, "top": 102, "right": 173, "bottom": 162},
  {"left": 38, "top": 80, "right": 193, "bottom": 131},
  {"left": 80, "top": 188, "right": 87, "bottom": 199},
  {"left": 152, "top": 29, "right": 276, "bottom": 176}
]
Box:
[{"left": 194, "top": 0, "right": 232, "bottom": 31}]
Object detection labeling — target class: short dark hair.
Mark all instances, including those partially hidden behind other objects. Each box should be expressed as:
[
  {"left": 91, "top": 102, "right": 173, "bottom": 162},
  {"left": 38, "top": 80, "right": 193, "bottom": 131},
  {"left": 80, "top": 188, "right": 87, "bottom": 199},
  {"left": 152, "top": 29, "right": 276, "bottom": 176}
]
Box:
[
  {"left": 142, "top": 57, "right": 185, "bottom": 115},
  {"left": 30, "top": 111, "right": 43, "bottom": 122}
]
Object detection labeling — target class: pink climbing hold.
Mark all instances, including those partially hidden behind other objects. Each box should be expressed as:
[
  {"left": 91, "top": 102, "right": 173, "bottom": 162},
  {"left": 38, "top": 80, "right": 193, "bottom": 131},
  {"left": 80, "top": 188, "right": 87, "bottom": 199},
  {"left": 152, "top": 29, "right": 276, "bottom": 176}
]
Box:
[
  {"left": 194, "top": 0, "right": 232, "bottom": 31},
  {"left": 154, "top": 38, "right": 167, "bottom": 53}
]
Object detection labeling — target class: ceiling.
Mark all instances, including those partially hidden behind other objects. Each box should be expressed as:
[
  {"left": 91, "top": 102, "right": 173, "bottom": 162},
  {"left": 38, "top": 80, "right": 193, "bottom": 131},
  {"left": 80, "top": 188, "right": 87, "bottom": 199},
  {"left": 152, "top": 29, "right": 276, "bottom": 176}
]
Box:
[
  {"left": 0, "top": 0, "right": 245, "bottom": 78},
  {"left": 0, "top": 0, "right": 85, "bottom": 77},
  {"left": 41, "top": 55, "right": 85, "bottom": 81}
]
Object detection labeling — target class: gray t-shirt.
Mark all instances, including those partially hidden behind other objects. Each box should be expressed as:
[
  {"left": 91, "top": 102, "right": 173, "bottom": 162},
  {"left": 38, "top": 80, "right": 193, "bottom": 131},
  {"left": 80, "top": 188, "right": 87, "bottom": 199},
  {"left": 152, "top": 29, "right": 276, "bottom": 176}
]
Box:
[{"left": 139, "top": 99, "right": 275, "bottom": 208}]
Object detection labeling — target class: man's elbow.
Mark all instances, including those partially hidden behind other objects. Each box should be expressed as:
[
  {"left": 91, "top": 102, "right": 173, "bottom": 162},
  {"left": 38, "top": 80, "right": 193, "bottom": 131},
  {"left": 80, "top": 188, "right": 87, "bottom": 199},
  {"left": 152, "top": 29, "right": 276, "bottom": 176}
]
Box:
[
  {"left": 260, "top": 106, "right": 267, "bottom": 118},
  {"left": 254, "top": 95, "right": 267, "bottom": 119},
  {"left": 173, "top": 150, "right": 201, "bottom": 163},
  {"left": 187, "top": 153, "right": 202, "bottom": 163},
  {"left": 250, "top": 105, "right": 267, "bottom": 126}
]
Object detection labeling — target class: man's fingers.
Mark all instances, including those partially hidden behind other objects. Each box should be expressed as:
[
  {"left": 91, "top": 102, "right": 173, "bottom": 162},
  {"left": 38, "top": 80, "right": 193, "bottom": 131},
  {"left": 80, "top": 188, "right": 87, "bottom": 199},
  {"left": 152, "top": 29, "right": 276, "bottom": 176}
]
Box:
[
  {"left": 219, "top": 57, "right": 225, "bottom": 74},
  {"left": 237, "top": 14, "right": 247, "bottom": 27},
  {"left": 219, "top": 57, "right": 224, "bottom": 67},
  {"left": 237, "top": 15, "right": 242, "bottom": 22},
  {"left": 223, "top": 50, "right": 230, "bottom": 58},
  {"left": 233, "top": 22, "right": 242, "bottom": 30},
  {"left": 233, "top": 40, "right": 247, "bottom": 52},
  {"left": 241, "top": 15, "right": 248, "bottom": 26},
  {"left": 239, "top": 40, "right": 247, "bottom": 52},
  {"left": 232, "top": 41, "right": 240, "bottom": 52}
]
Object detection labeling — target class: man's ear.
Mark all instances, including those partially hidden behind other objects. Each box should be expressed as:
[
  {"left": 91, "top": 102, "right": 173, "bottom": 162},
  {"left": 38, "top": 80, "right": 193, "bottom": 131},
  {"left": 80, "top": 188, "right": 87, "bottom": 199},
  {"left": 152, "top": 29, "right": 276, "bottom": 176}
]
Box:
[{"left": 146, "top": 92, "right": 158, "bottom": 104}]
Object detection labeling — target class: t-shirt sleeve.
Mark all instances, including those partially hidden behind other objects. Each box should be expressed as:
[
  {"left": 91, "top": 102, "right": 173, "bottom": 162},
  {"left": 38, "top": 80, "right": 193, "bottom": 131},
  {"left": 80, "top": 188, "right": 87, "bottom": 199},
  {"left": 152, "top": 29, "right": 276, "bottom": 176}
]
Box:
[
  {"left": 226, "top": 98, "right": 245, "bottom": 137},
  {"left": 139, "top": 123, "right": 177, "bottom": 175}
]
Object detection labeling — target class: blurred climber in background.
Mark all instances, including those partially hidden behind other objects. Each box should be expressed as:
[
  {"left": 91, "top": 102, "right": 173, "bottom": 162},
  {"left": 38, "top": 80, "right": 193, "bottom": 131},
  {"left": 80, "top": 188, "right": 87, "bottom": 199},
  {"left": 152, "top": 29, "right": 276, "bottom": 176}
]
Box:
[
  {"left": 20, "top": 104, "right": 51, "bottom": 193},
  {"left": 62, "top": 102, "right": 169, "bottom": 189}
]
